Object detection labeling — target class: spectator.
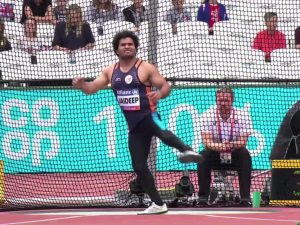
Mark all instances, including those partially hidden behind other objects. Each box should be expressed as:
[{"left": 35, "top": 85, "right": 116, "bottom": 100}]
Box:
[
  {"left": 53, "top": 0, "right": 68, "bottom": 21},
  {"left": 0, "top": 2, "right": 15, "bottom": 21},
  {"left": 123, "top": 0, "right": 147, "bottom": 28},
  {"left": 16, "top": 18, "right": 43, "bottom": 53},
  {"left": 85, "top": 0, "right": 121, "bottom": 24},
  {"left": 295, "top": 26, "right": 300, "bottom": 49},
  {"left": 197, "top": 0, "right": 229, "bottom": 34},
  {"left": 253, "top": 12, "right": 286, "bottom": 62},
  {"left": 0, "top": 20, "right": 12, "bottom": 51},
  {"left": 198, "top": 87, "right": 252, "bottom": 206},
  {"left": 163, "top": 0, "right": 192, "bottom": 34},
  {"left": 52, "top": 4, "right": 95, "bottom": 51},
  {"left": 20, "top": 0, "right": 54, "bottom": 24}
]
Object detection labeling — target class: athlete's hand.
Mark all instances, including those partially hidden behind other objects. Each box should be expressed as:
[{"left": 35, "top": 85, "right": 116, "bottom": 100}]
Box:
[
  {"left": 72, "top": 77, "right": 85, "bottom": 89},
  {"left": 147, "top": 91, "right": 162, "bottom": 104}
]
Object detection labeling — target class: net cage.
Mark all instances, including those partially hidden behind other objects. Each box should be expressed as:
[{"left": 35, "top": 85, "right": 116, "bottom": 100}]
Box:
[{"left": 0, "top": 0, "right": 300, "bottom": 209}]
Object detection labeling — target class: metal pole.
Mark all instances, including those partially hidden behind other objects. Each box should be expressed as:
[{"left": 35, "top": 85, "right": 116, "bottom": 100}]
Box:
[{"left": 147, "top": 0, "right": 158, "bottom": 65}]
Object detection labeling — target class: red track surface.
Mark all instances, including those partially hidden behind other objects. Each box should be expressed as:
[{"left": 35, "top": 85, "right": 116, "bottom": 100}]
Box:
[{"left": 0, "top": 208, "right": 299, "bottom": 225}]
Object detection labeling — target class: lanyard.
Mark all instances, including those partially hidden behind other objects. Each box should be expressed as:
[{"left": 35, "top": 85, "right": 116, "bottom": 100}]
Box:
[{"left": 216, "top": 108, "right": 235, "bottom": 143}]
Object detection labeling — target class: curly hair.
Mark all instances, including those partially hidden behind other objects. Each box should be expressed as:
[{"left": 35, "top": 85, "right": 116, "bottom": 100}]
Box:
[{"left": 112, "top": 30, "right": 139, "bottom": 55}]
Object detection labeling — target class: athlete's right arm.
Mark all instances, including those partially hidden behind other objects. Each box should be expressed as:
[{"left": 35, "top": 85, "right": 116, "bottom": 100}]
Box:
[{"left": 72, "top": 67, "right": 110, "bottom": 94}]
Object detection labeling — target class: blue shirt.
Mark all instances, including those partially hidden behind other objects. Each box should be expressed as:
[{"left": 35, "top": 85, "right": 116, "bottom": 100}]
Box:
[{"left": 111, "top": 60, "right": 157, "bottom": 131}]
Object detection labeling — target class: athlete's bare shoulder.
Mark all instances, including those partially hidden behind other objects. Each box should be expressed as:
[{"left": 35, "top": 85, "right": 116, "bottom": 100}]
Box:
[
  {"left": 102, "top": 62, "right": 118, "bottom": 82},
  {"left": 139, "top": 60, "right": 155, "bottom": 69},
  {"left": 138, "top": 60, "right": 159, "bottom": 75}
]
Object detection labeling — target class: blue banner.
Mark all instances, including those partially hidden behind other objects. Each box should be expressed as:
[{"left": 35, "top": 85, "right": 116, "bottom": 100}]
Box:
[{"left": 0, "top": 87, "right": 299, "bottom": 173}]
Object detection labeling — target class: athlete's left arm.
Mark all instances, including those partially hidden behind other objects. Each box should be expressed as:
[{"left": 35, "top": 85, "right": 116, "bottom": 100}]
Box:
[{"left": 146, "top": 63, "right": 171, "bottom": 103}]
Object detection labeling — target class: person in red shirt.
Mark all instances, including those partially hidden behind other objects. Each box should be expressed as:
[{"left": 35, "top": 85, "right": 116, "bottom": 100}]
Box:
[{"left": 252, "top": 12, "right": 286, "bottom": 62}]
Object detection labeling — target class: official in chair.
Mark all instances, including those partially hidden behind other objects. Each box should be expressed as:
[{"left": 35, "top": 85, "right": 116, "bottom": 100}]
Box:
[{"left": 197, "top": 87, "right": 252, "bottom": 206}]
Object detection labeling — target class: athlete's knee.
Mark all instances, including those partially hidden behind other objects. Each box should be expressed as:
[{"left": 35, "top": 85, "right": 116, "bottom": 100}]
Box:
[{"left": 159, "top": 130, "right": 176, "bottom": 142}]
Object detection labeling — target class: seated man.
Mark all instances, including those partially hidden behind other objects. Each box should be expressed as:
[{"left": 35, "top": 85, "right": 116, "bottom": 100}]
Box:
[
  {"left": 198, "top": 87, "right": 252, "bottom": 206},
  {"left": 20, "top": 0, "right": 54, "bottom": 24},
  {"left": 163, "top": 0, "right": 192, "bottom": 34},
  {"left": 0, "top": 21, "right": 12, "bottom": 51},
  {"left": 295, "top": 26, "right": 300, "bottom": 49},
  {"left": 52, "top": 4, "right": 95, "bottom": 51},
  {"left": 123, "top": 0, "right": 148, "bottom": 28},
  {"left": 252, "top": 12, "right": 286, "bottom": 62},
  {"left": 197, "top": 0, "right": 229, "bottom": 34},
  {"left": 85, "top": 0, "right": 121, "bottom": 24}
]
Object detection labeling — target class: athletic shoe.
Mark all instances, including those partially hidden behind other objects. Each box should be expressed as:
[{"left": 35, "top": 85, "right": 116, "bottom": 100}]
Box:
[
  {"left": 137, "top": 202, "right": 168, "bottom": 215},
  {"left": 197, "top": 196, "right": 209, "bottom": 206},
  {"left": 240, "top": 197, "right": 252, "bottom": 207},
  {"left": 179, "top": 150, "right": 203, "bottom": 163}
]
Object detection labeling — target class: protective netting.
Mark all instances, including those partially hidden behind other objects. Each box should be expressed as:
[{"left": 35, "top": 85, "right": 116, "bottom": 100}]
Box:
[{"left": 0, "top": 0, "right": 300, "bottom": 209}]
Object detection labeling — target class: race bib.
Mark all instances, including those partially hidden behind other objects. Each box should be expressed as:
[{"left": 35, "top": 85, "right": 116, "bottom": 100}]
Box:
[{"left": 117, "top": 89, "right": 140, "bottom": 111}]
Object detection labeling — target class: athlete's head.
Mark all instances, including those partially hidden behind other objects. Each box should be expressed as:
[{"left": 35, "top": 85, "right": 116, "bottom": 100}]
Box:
[
  {"left": 216, "top": 87, "right": 234, "bottom": 115},
  {"left": 112, "top": 30, "right": 139, "bottom": 59}
]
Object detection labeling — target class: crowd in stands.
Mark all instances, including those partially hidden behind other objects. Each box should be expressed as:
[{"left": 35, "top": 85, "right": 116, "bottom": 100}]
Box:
[
  {"left": 52, "top": 4, "right": 95, "bottom": 51},
  {"left": 0, "top": 0, "right": 299, "bottom": 62}
]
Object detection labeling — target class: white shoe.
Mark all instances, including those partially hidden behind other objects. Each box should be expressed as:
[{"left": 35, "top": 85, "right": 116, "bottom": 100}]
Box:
[
  {"left": 137, "top": 203, "right": 168, "bottom": 215},
  {"left": 179, "top": 150, "right": 203, "bottom": 163}
]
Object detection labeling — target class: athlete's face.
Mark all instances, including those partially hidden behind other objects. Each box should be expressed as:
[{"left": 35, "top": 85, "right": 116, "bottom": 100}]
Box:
[
  {"left": 216, "top": 92, "right": 233, "bottom": 113},
  {"left": 117, "top": 37, "right": 137, "bottom": 59}
]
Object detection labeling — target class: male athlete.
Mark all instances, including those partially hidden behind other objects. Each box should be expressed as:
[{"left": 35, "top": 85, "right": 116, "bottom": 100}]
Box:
[{"left": 73, "top": 30, "right": 203, "bottom": 214}]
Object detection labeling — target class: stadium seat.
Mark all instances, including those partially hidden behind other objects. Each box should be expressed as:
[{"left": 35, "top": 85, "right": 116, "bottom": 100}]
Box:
[
  {"left": 278, "top": 22, "right": 298, "bottom": 48},
  {"left": 157, "top": 21, "right": 173, "bottom": 36},
  {"left": 36, "top": 50, "right": 69, "bottom": 66},
  {"left": 184, "top": 0, "right": 200, "bottom": 8},
  {"left": 176, "top": 21, "right": 209, "bottom": 37},
  {"left": 271, "top": 49, "right": 300, "bottom": 66},
  {"left": 75, "top": 49, "right": 118, "bottom": 69},
  {"left": 231, "top": 48, "right": 266, "bottom": 65},
  {"left": 114, "top": 0, "right": 132, "bottom": 8},
  {"left": 211, "top": 36, "right": 251, "bottom": 53},
  {"left": 4, "top": 21, "right": 23, "bottom": 38},
  {"left": 213, "top": 21, "right": 258, "bottom": 40},
  {"left": 37, "top": 23, "right": 55, "bottom": 38},
  {"left": 158, "top": 1, "right": 172, "bottom": 10},
  {"left": 0, "top": 50, "right": 30, "bottom": 68},
  {"left": 103, "top": 20, "right": 136, "bottom": 37}
]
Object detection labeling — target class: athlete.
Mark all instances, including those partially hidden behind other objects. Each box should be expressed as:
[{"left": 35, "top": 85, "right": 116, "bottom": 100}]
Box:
[{"left": 73, "top": 30, "right": 203, "bottom": 215}]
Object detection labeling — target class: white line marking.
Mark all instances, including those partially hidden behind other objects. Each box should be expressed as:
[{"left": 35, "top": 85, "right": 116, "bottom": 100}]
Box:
[
  {"left": 28, "top": 211, "right": 269, "bottom": 216},
  {"left": 206, "top": 215, "right": 300, "bottom": 222},
  {"left": 0, "top": 216, "right": 83, "bottom": 225}
]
